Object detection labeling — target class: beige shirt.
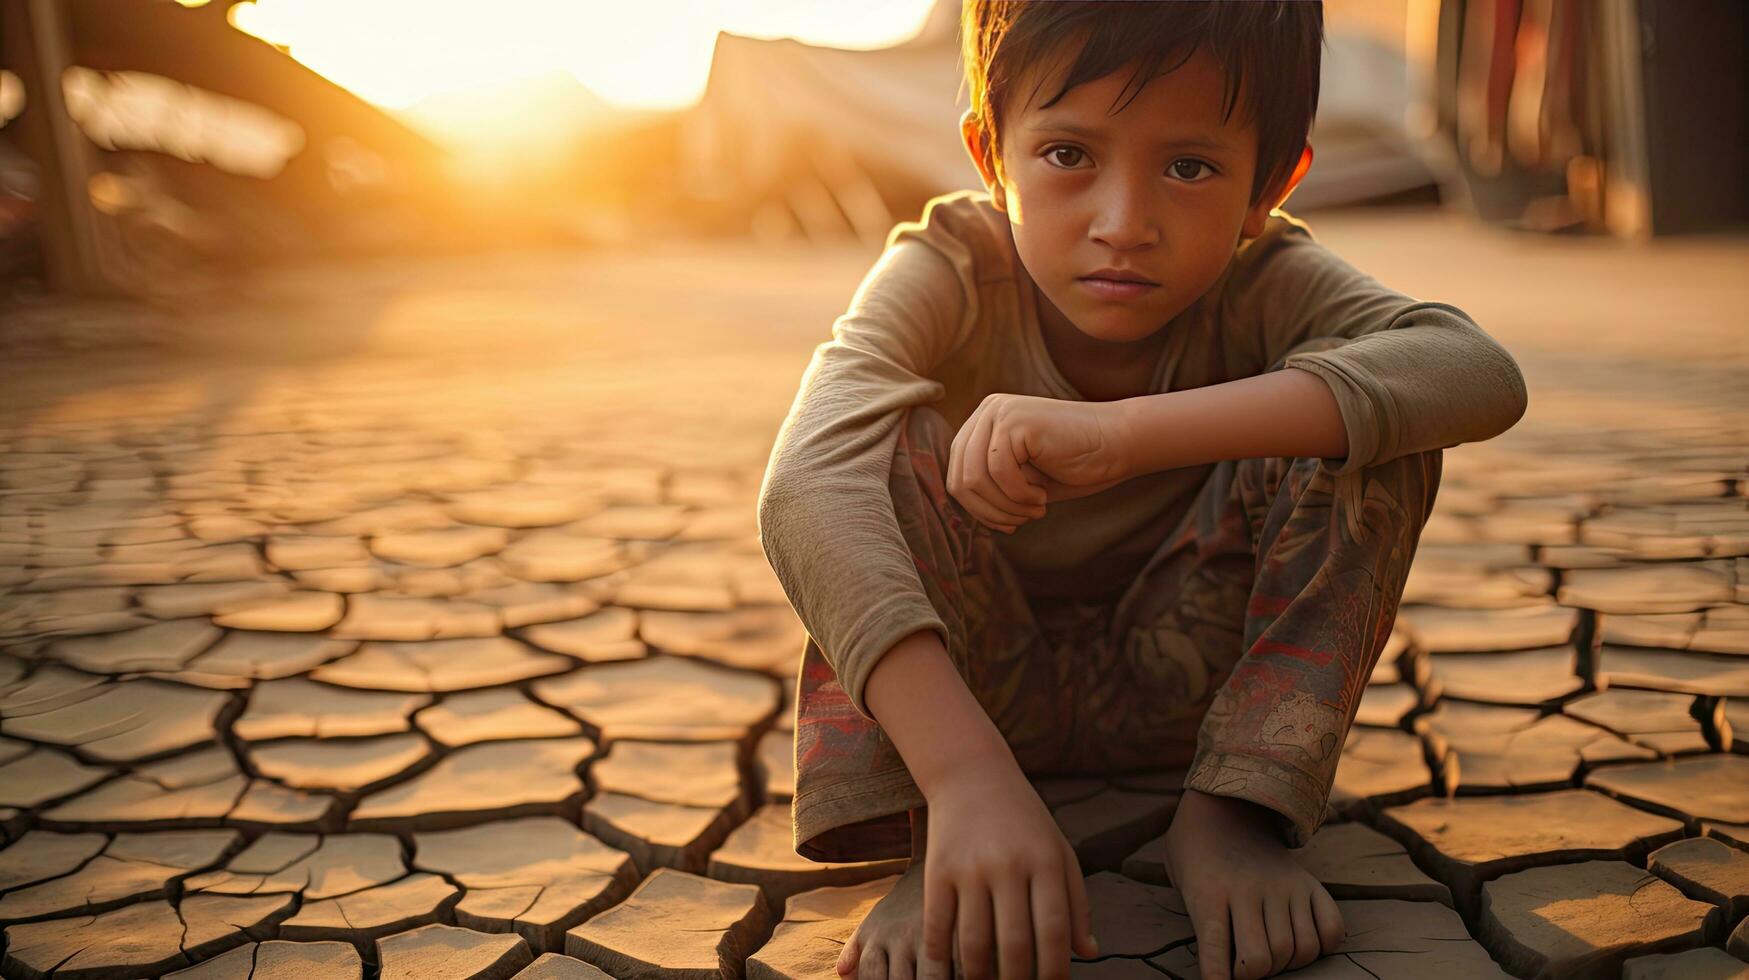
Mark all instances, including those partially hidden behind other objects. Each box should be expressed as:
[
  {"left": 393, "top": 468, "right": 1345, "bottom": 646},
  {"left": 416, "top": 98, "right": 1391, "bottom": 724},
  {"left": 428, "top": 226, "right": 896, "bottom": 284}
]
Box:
[{"left": 758, "top": 189, "right": 1527, "bottom": 721}]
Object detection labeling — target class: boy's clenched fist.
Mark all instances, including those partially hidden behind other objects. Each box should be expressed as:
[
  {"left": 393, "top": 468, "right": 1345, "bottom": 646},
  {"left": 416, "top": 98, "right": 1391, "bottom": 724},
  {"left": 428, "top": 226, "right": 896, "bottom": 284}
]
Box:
[{"left": 947, "top": 393, "right": 1134, "bottom": 533}]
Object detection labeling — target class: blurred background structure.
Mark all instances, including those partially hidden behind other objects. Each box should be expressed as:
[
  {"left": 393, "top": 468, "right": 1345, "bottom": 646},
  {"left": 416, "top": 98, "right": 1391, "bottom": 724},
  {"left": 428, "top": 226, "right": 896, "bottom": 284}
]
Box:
[{"left": 3, "top": 0, "right": 1744, "bottom": 310}]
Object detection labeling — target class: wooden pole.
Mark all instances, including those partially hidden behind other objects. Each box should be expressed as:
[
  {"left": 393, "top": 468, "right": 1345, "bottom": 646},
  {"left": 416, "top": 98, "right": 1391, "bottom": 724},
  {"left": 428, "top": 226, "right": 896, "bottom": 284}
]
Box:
[{"left": 1, "top": 0, "right": 111, "bottom": 291}]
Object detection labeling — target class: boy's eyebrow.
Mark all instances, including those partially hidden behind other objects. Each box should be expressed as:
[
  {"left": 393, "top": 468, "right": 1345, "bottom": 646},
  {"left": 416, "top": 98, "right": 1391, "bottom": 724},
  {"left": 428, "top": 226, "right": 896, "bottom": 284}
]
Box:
[{"left": 1026, "top": 119, "right": 1239, "bottom": 154}]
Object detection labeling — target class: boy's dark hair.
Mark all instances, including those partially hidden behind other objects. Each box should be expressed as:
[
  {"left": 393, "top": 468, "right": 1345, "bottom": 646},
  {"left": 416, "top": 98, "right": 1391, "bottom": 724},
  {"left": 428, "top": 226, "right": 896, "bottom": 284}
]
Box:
[{"left": 961, "top": 0, "right": 1323, "bottom": 206}]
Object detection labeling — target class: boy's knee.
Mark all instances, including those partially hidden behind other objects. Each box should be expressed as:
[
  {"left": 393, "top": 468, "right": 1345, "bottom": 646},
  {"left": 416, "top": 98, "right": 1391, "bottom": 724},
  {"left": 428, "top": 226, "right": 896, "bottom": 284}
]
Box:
[
  {"left": 1368, "top": 447, "right": 1444, "bottom": 526},
  {"left": 902, "top": 404, "right": 954, "bottom": 455},
  {"left": 893, "top": 404, "right": 956, "bottom": 480},
  {"left": 1235, "top": 447, "right": 1444, "bottom": 539},
  {"left": 890, "top": 404, "right": 980, "bottom": 536},
  {"left": 888, "top": 402, "right": 958, "bottom": 493}
]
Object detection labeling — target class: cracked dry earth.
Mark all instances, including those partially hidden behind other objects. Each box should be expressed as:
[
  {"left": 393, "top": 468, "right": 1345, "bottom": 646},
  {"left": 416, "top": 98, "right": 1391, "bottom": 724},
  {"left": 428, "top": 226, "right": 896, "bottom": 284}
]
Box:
[{"left": 1, "top": 213, "right": 1747, "bottom": 980}]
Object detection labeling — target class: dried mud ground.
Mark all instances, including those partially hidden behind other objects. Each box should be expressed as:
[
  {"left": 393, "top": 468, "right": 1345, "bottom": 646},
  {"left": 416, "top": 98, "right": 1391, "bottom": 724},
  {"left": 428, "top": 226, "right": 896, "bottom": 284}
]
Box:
[{"left": 0, "top": 208, "right": 1746, "bottom": 980}]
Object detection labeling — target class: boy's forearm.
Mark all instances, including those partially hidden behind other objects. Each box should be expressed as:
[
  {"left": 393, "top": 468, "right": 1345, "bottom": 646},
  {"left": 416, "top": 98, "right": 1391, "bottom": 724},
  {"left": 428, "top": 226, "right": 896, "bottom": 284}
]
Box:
[
  {"left": 862, "top": 628, "right": 1020, "bottom": 798},
  {"left": 1113, "top": 367, "right": 1348, "bottom": 478}
]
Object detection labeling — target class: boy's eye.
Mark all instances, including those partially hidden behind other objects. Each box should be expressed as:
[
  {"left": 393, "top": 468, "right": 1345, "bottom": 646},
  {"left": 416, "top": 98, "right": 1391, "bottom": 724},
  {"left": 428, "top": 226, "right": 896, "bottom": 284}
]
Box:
[
  {"left": 1046, "top": 146, "right": 1086, "bottom": 168},
  {"left": 1169, "top": 158, "right": 1214, "bottom": 181}
]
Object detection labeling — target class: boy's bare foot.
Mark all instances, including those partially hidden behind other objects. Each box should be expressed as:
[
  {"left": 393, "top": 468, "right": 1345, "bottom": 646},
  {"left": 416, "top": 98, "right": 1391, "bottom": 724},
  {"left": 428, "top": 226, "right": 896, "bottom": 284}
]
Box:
[
  {"left": 837, "top": 855, "right": 930, "bottom": 980},
  {"left": 1163, "top": 789, "right": 1346, "bottom": 980},
  {"left": 839, "top": 806, "right": 932, "bottom": 980}
]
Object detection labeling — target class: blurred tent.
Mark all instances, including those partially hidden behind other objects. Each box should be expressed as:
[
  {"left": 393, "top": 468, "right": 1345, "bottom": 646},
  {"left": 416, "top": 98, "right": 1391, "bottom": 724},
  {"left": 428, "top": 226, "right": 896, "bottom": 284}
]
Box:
[
  {"left": 676, "top": 0, "right": 970, "bottom": 245},
  {"left": 1289, "top": 27, "right": 1441, "bottom": 211},
  {"left": 672, "top": 0, "right": 1443, "bottom": 245}
]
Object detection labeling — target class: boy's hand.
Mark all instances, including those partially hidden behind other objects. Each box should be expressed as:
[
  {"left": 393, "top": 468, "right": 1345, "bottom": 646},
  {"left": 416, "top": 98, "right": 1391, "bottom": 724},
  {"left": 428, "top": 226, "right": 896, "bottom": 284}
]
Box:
[
  {"left": 947, "top": 393, "right": 1133, "bottom": 533},
  {"left": 920, "top": 762, "right": 1098, "bottom": 980}
]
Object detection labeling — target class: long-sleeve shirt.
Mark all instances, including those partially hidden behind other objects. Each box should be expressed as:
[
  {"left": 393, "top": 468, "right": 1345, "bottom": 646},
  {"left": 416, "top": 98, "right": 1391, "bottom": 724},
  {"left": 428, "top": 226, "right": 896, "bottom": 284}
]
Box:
[{"left": 758, "top": 189, "right": 1528, "bottom": 722}]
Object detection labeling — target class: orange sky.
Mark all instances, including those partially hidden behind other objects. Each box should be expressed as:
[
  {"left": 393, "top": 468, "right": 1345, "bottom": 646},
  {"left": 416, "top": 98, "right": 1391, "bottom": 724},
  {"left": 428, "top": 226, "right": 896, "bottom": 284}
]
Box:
[{"left": 225, "top": 0, "right": 940, "bottom": 112}]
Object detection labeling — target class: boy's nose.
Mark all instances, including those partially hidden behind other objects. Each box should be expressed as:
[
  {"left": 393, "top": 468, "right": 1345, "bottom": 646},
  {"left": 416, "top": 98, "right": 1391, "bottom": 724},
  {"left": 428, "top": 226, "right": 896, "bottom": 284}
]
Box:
[{"left": 1088, "top": 182, "right": 1160, "bottom": 251}]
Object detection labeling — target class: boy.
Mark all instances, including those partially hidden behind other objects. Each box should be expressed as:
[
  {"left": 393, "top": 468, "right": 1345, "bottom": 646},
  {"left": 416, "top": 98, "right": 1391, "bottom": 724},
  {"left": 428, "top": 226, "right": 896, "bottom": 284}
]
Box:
[{"left": 756, "top": 3, "right": 1527, "bottom": 979}]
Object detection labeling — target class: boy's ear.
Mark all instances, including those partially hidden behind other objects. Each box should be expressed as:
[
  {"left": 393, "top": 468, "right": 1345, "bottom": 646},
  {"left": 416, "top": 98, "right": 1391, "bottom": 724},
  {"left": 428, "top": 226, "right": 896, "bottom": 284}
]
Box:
[
  {"left": 1241, "top": 144, "right": 1314, "bottom": 238},
  {"left": 959, "top": 109, "right": 1007, "bottom": 213}
]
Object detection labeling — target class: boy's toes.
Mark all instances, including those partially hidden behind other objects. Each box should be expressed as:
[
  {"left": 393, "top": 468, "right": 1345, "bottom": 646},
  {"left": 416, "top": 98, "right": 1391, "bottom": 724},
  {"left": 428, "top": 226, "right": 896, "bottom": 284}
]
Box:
[
  {"left": 1310, "top": 887, "right": 1346, "bottom": 953},
  {"left": 855, "top": 944, "right": 889, "bottom": 980},
  {"left": 838, "top": 935, "right": 863, "bottom": 975},
  {"left": 1263, "top": 896, "right": 1297, "bottom": 974},
  {"left": 1285, "top": 892, "right": 1324, "bottom": 971},
  {"left": 889, "top": 946, "right": 919, "bottom": 980},
  {"left": 1230, "top": 902, "right": 1272, "bottom": 980}
]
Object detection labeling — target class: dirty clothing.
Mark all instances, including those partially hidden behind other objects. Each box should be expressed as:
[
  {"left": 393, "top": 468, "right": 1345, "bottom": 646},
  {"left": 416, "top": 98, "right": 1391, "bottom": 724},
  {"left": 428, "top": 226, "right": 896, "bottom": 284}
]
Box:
[
  {"left": 790, "top": 402, "right": 1441, "bottom": 861},
  {"left": 755, "top": 189, "right": 1521, "bottom": 859}
]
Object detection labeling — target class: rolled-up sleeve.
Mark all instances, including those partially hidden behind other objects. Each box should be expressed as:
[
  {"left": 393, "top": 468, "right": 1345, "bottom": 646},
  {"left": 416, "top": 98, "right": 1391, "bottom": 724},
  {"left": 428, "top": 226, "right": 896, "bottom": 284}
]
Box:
[{"left": 1226, "top": 217, "right": 1529, "bottom": 476}]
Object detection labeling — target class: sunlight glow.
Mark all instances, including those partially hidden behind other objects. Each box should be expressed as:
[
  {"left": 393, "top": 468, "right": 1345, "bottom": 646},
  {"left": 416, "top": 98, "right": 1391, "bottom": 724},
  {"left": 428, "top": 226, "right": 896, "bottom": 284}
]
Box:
[
  {"left": 228, "top": 0, "right": 939, "bottom": 111},
  {"left": 0, "top": 71, "right": 23, "bottom": 125}
]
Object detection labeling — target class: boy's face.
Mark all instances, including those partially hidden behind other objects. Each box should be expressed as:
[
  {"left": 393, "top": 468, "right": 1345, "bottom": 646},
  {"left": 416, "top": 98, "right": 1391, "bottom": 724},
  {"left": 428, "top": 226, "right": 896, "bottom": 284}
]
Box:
[{"left": 962, "top": 44, "right": 1306, "bottom": 348}]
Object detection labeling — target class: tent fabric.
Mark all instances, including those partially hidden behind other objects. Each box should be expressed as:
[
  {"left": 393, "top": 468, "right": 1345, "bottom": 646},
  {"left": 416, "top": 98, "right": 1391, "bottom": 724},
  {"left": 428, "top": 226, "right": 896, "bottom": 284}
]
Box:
[{"left": 678, "top": 0, "right": 1434, "bottom": 238}]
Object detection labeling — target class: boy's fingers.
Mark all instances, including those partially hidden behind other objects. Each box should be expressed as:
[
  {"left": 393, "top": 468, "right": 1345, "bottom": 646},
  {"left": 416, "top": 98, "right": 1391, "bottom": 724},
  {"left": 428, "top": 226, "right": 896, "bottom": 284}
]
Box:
[
  {"left": 949, "top": 411, "right": 1032, "bottom": 528},
  {"left": 948, "top": 402, "right": 988, "bottom": 505},
  {"left": 1190, "top": 902, "right": 1231, "bottom": 980},
  {"left": 962, "top": 414, "right": 1036, "bottom": 524},
  {"left": 947, "top": 412, "right": 971, "bottom": 502},
  {"left": 956, "top": 882, "right": 995, "bottom": 980},
  {"left": 988, "top": 430, "right": 1046, "bottom": 513},
  {"left": 1063, "top": 843, "right": 1097, "bottom": 959},
  {"left": 968, "top": 484, "right": 1033, "bottom": 526},
  {"left": 1229, "top": 897, "right": 1270, "bottom": 980},
  {"left": 961, "top": 482, "right": 1032, "bottom": 530},
  {"left": 959, "top": 404, "right": 994, "bottom": 488},
  {"left": 991, "top": 876, "right": 1035, "bottom": 980},
  {"left": 986, "top": 447, "right": 1044, "bottom": 515},
  {"left": 963, "top": 494, "right": 1020, "bottom": 533},
  {"left": 1028, "top": 870, "right": 1070, "bottom": 978},
  {"left": 1019, "top": 462, "right": 1104, "bottom": 506},
  {"left": 920, "top": 873, "right": 958, "bottom": 980},
  {"left": 953, "top": 487, "right": 1022, "bottom": 532}
]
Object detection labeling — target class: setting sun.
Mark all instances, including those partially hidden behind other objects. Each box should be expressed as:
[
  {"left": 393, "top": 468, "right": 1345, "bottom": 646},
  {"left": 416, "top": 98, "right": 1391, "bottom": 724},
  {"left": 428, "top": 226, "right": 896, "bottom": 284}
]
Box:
[{"left": 227, "top": 0, "right": 939, "bottom": 113}]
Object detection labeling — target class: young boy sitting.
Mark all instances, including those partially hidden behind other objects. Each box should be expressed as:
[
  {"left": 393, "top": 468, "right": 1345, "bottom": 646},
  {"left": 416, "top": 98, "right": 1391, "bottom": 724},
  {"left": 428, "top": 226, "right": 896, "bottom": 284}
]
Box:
[{"left": 756, "top": 3, "right": 1527, "bottom": 979}]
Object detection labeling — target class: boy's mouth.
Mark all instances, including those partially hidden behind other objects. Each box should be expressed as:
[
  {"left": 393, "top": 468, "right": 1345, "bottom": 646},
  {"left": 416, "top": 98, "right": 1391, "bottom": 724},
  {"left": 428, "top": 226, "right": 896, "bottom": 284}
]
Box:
[
  {"left": 1081, "top": 267, "right": 1160, "bottom": 285},
  {"left": 1078, "top": 268, "right": 1160, "bottom": 299}
]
